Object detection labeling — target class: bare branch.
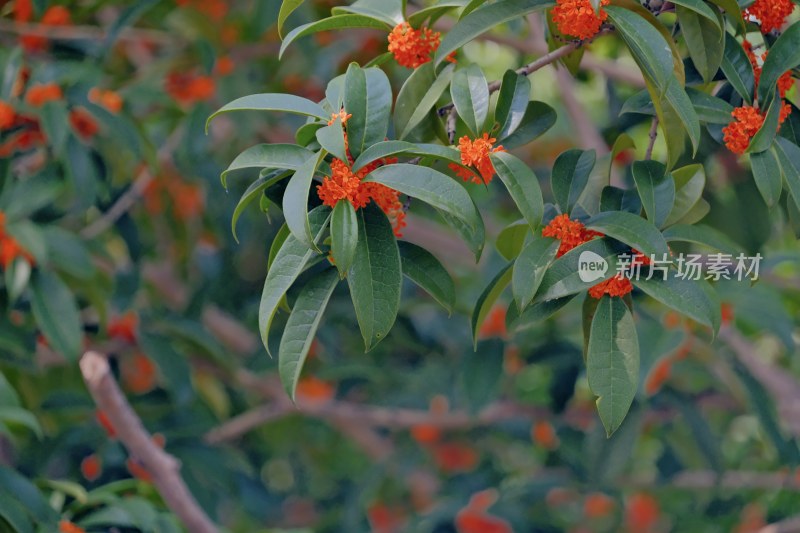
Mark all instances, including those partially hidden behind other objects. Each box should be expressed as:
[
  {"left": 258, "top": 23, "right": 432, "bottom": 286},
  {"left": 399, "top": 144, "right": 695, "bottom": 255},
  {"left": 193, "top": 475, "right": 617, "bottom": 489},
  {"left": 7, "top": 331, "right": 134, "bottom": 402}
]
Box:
[
  {"left": 0, "top": 18, "right": 176, "bottom": 46},
  {"left": 645, "top": 117, "right": 659, "bottom": 160},
  {"left": 80, "top": 352, "right": 219, "bottom": 533}
]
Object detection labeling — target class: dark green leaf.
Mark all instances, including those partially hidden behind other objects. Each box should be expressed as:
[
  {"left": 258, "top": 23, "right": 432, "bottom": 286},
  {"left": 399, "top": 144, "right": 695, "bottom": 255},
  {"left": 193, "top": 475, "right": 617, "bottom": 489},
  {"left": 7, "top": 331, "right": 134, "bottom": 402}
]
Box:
[
  {"left": 664, "top": 164, "right": 706, "bottom": 226},
  {"left": 536, "top": 239, "right": 621, "bottom": 302},
  {"left": 750, "top": 146, "right": 782, "bottom": 207},
  {"left": 278, "top": 0, "right": 306, "bottom": 37},
  {"left": 662, "top": 224, "right": 740, "bottom": 254},
  {"left": 490, "top": 151, "right": 544, "bottom": 229},
  {"left": 585, "top": 211, "right": 669, "bottom": 257},
  {"left": 30, "top": 271, "right": 81, "bottom": 362},
  {"left": 720, "top": 32, "right": 755, "bottom": 104},
  {"left": 344, "top": 64, "right": 392, "bottom": 159},
  {"left": 398, "top": 241, "right": 455, "bottom": 312},
  {"left": 495, "top": 70, "right": 531, "bottom": 139},
  {"left": 207, "top": 93, "right": 328, "bottom": 130},
  {"left": 495, "top": 219, "right": 530, "bottom": 260},
  {"left": 677, "top": 6, "right": 723, "bottom": 83},
  {"left": 512, "top": 236, "right": 559, "bottom": 310},
  {"left": 221, "top": 144, "right": 312, "bottom": 189},
  {"left": 758, "top": 21, "right": 800, "bottom": 105},
  {"left": 633, "top": 273, "right": 719, "bottom": 332},
  {"left": 394, "top": 62, "right": 455, "bottom": 140},
  {"left": 316, "top": 123, "right": 348, "bottom": 162},
  {"left": 470, "top": 263, "right": 512, "bottom": 348},
  {"left": 331, "top": 200, "right": 359, "bottom": 276},
  {"left": 632, "top": 160, "right": 675, "bottom": 228},
  {"left": 279, "top": 15, "right": 392, "bottom": 57},
  {"left": 232, "top": 171, "right": 290, "bottom": 243},
  {"left": 551, "top": 149, "right": 596, "bottom": 214},
  {"left": 283, "top": 151, "right": 326, "bottom": 250},
  {"left": 451, "top": 64, "right": 490, "bottom": 136},
  {"left": 497, "top": 101, "right": 556, "bottom": 149},
  {"left": 461, "top": 339, "right": 504, "bottom": 412}
]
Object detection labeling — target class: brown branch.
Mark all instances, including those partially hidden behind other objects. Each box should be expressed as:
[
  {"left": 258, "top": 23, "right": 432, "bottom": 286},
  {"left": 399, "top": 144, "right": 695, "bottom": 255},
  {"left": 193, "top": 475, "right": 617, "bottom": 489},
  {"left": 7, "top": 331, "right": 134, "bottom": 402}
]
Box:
[
  {"left": 645, "top": 117, "right": 659, "bottom": 160},
  {"left": 81, "top": 168, "right": 154, "bottom": 239},
  {"left": 80, "top": 352, "right": 219, "bottom": 533},
  {"left": 0, "top": 18, "right": 176, "bottom": 46},
  {"left": 758, "top": 515, "right": 800, "bottom": 533}
]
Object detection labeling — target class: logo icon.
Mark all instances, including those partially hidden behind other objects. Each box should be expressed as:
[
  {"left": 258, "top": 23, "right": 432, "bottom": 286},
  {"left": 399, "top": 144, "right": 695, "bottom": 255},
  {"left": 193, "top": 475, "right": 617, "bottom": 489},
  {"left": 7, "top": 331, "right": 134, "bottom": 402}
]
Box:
[{"left": 578, "top": 251, "right": 608, "bottom": 283}]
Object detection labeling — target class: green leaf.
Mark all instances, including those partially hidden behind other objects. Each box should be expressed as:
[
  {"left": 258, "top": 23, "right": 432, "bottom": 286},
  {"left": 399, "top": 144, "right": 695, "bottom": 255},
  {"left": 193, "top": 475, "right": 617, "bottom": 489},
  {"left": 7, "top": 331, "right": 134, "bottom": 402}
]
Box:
[
  {"left": 660, "top": 76, "right": 702, "bottom": 156},
  {"left": 551, "top": 149, "right": 596, "bottom": 214},
  {"left": 775, "top": 137, "right": 800, "bottom": 213},
  {"left": 283, "top": 150, "right": 327, "bottom": 250},
  {"left": 232, "top": 171, "right": 290, "bottom": 243},
  {"left": 40, "top": 101, "right": 68, "bottom": 156},
  {"left": 470, "top": 263, "right": 512, "bottom": 348},
  {"left": 536, "top": 239, "right": 621, "bottom": 302},
  {"left": 0, "top": 493, "right": 33, "bottom": 533},
  {"left": 398, "top": 241, "right": 456, "bottom": 312},
  {"left": 347, "top": 205, "right": 402, "bottom": 351},
  {"left": 750, "top": 146, "right": 783, "bottom": 207},
  {"left": 0, "top": 407, "right": 42, "bottom": 439},
  {"left": 0, "top": 466, "right": 58, "bottom": 526},
  {"left": 585, "top": 211, "right": 669, "bottom": 257},
  {"left": 662, "top": 224, "right": 740, "bottom": 254},
  {"left": 451, "top": 64, "right": 490, "bottom": 136},
  {"left": 687, "top": 87, "right": 734, "bottom": 124},
  {"left": 496, "top": 101, "right": 556, "bottom": 149},
  {"left": 315, "top": 123, "right": 348, "bottom": 162},
  {"left": 207, "top": 93, "right": 328, "bottom": 131},
  {"left": 748, "top": 90, "right": 781, "bottom": 154},
  {"left": 662, "top": 389, "right": 724, "bottom": 472},
  {"left": 279, "top": 268, "right": 340, "bottom": 400},
  {"left": 365, "top": 164, "right": 483, "bottom": 235},
  {"left": 633, "top": 273, "right": 719, "bottom": 332},
  {"left": 407, "top": 0, "right": 466, "bottom": 26},
  {"left": 331, "top": 200, "right": 359, "bottom": 276},
  {"left": 708, "top": 0, "right": 745, "bottom": 32},
  {"left": 394, "top": 62, "right": 455, "bottom": 140},
  {"left": 278, "top": 0, "right": 306, "bottom": 37},
  {"left": 259, "top": 206, "right": 331, "bottom": 355},
  {"left": 30, "top": 271, "right": 82, "bottom": 362},
  {"left": 344, "top": 64, "right": 392, "bottom": 159},
  {"left": 605, "top": 6, "right": 674, "bottom": 88},
  {"left": 461, "top": 339, "right": 504, "bottom": 412},
  {"left": 439, "top": 208, "right": 485, "bottom": 261},
  {"left": 758, "top": 21, "right": 800, "bottom": 105},
  {"left": 508, "top": 295, "right": 575, "bottom": 331},
  {"left": 677, "top": 6, "right": 723, "bottom": 83},
  {"left": 720, "top": 32, "right": 755, "bottom": 105},
  {"left": 670, "top": 0, "right": 720, "bottom": 24},
  {"left": 512, "top": 236, "right": 559, "bottom": 311},
  {"left": 435, "top": 0, "right": 554, "bottom": 64},
  {"left": 279, "top": 15, "right": 392, "bottom": 57},
  {"left": 587, "top": 296, "right": 640, "bottom": 436},
  {"left": 490, "top": 151, "right": 544, "bottom": 230},
  {"left": 495, "top": 219, "right": 530, "bottom": 260},
  {"left": 332, "top": 0, "right": 404, "bottom": 25},
  {"left": 43, "top": 226, "right": 95, "bottom": 281},
  {"left": 664, "top": 164, "right": 706, "bottom": 226},
  {"left": 495, "top": 70, "right": 531, "bottom": 139},
  {"left": 352, "top": 140, "right": 418, "bottom": 172},
  {"left": 221, "top": 144, "right": 312, "bottom": 189},
  {"left": 632, "top": 160, "right": 675, "bottom": 228}
]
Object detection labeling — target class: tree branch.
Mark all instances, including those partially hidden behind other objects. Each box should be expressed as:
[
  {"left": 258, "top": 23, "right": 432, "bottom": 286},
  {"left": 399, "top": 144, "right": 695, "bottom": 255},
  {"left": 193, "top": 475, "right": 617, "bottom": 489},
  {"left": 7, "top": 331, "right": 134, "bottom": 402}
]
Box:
[
  {"left": 645, "top": 117, "right": 659, "bottom": 160},
  {"left": 80, "top": 352, "right": 218, "bottom": 533},
  {"left": 0, "top": 18, "right": 176, "bottom": 46}
]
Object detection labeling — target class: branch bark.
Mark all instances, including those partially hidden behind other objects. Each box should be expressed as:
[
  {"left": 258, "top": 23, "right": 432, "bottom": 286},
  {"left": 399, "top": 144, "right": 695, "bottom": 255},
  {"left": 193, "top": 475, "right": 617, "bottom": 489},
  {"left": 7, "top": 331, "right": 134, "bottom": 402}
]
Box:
[{"left": 80, "top": 352, "right": 218, "bottom": 533}]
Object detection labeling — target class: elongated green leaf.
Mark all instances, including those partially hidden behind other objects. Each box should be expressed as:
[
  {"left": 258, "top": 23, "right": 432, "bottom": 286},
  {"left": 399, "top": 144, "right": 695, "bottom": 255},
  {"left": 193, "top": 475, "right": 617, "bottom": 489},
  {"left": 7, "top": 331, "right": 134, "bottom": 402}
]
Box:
[
  {"left": 398, "top": 241, "right": 455, "bottom": 312},
  {"left": 278, "top": 0, "right": 306, "bottom": 37},
  {"left": 283, "top": 151, "right": 326, "bottom": 250},
  {"left": 662, "top": 76, "right": 701, "bottom": 155},
  {"left": 344, "top": 65, "right": 392, "bottom": 159},
  {"left": 633, "top": 273, "right": 719, "bottom": 332},
  {"left": 207, "top": 94, "right": 328, "bottom": 131},
  {"left": 490, "top": 151, "right": 544, "bottom": 229},
  {"left": 775, "top": 137, "right": 800, "bottom": 213},
  {"left": 439, "top": 208, "right": 485, "bottom": 261},
  {"left": 232, "top": 171, "right": 291, "bottom": 243},
  {"left": 394, "top": 62, "right": 455, "bottom": 140},
  {"left": 605, "top": 6, "right": 674, "bottom": 89},
  {"left": 750, "top": 147, "right": 782, "bottom": 207},
  {"left": 759, "top": 21, "right": 800, "bottom": 104},
  {"left": 632, "top": 160, "right": 675, "bottom": 228},
  {"left": 748, "top": 91, "right": 781, "bottom": 154},
  {"left": 461, "top": 339, "right": 504, "bottom": 412},
  {"left": 259, "top": 207, "right": 331, "bottom": 355},
  {"left": 471, "top": 263, "right": 512, "bottom": 348},
  {"left": 316, "top": 123, "right": 348, "bottom": 162},
  {"left": 0, "top": 407, "right": 42, "bottom": 439},
  {"left": 331, "top": 200, "right": 359, "bottom": 276},
  {"left": 352, "top": 141, "right": 418, "bottom": 172},
  {"left": 585, "top": 211, "right": 669, "bottom": 257},
  {"left": 279, "top": 15, "right": 392, "bottom": 57},
  {"left": 551, "top": 149, "right": 596, "bottom": 214},
  {"left": 331, "top": 0, "right": 404, "bottom": 25},
  {"left": 279, "top": 268, "right": 340, "bottom": 400},
  {"left": 495, "top": 70, "right": 531, "bottom": 139},
  {"left": 435, "top": 0, "right": 554, "bottom": 64},
  {"left": 677, "top": 6, "right": 723, "bottom": 83},
  {"left": 451, "top": 64, "right": 489, "bottom": 136},
  {"left": 0, "top": 493, "right": 33, "bottom": 533},
  {"left": 670, "top": 0, "right": 720, "bottom": 24},
  {"left": 620, "top": 87, "right": 733, "bottom": 124},
  {"left": 30, "top": 271, "right": 82, "bottom": 362},
  {"left": 536, "top": 239, "right": 622, "bottom": 302},
  {"left": 0, "top": 466, "right": 57, "bottom": 525},
  {"left": 365, "top": 164, "right": 482, "bottom": 233},
  {"left": 408, "top": 0, "right": 466, "bottom": 26},
  {"left": 348, "top": 205, "right": 402, "bottom": 351},
  {"left": 662, "top": 224, "right": 740, "bottom": 254},
  {"left": 221, "top": 144, "right": 311, "bottom": 189},
  {"left": 508, "top": 295, "right": 575, "bottom": 331},
  {"left": 664, "top": 164, "right": 706, "bottom": 226},
  {"left": 587, "top": 296, "right": 640, "bottom": 436},
  {"left": 512, "top": 236, "right": 559, "bottom": 311},
  {"left": 720, "top": 33, "right": 755, "bottom": 104},
  {"left": 497, "top": 101, "right": 556, "bottom": 149},
  {"left": 495, "top": 219, "right": 529, "bottom": 260}
]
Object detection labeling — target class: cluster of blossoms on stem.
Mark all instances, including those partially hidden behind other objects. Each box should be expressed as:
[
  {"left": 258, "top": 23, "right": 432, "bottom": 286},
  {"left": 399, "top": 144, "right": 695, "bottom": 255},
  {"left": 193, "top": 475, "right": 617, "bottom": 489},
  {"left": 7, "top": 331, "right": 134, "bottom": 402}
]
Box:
[
  {"left": 552, "top": 0, "right": 610, "bottom": 41},
  {"left": 316, "top": 112, "right": 407, "bottom": 236},
  {"left": 14, "top": 0, "right": 72, "bottom": 53},
  {"left": 723, "top": 40, "right": 795, "bottom": 155},
  {"left": 449, "top": 134, "right": 505, "bottom": 184},
  {"left": 744, "top": 0, "right": 795, "bottom": 34},
  {"left": 0, "top": 212, "right": 34, "bottom": 269},
  {"left": 387, "top": 22, "right": 456, "bottom": 68}
]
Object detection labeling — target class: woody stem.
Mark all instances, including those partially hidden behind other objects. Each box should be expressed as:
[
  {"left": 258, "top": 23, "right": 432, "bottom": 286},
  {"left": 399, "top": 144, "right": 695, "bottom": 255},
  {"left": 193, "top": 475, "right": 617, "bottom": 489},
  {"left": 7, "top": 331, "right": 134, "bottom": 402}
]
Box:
[{"left": 645, "top": 117, "right": 659, "bottom": 160}]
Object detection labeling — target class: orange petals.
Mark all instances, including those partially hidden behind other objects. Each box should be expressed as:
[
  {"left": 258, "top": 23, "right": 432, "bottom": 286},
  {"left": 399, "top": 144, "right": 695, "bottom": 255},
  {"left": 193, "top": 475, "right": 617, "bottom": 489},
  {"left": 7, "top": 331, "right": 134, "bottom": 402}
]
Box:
[
  {"left": 625, "top": 493, "right": 660, "bottom": 532},
  {"left": 24, "top": 83, "right": 62, "bottom": 107},
  {"left": 479, "top": 305, "right": 507, "bottom": 338},
  {"left": 532, "top": 420, "right": 559, "bottom": 450},
  {"left": 80, "top": 454, "right": 102, "bottom": 481},
  {"left": 88, "top": 88, "right": 123, "bottom": 113},
  {"left": 723, "top": 105, "right": 764, "bottom": 155},
  {"left": 107, "top": 312, "right": 138, "bottom": 344},
  {"left": 456, "top": 490, "right": 512, "bottom": 533},
  {"left": 411, "top": 424, "right": 442, "bottom": 444},
  {"left": 432, "top": 442, "right": 479, "bottom": 472},
  {"left": 165, "top": 72, "right": 215, "bottom": 105},
  {"left": 126, "top": 458, "right": 152, "bottom": 482},
  {"left": 388, "top": 22, "right": 441, "bottom": 69},
  {"left": 0, "top": 101, "right": 15, "bottom": 130},
  {"left": 295, "top": 376, "right": 335, "bottom": 405},
  {"left": 552, "top": 0, "right": 609, "bottom": 41},
  {"left": 588, "top": 275, "right": 633, "bottom": 299},
  {"left": 214, "top": 55, "right": 235, "bottom": 76},
  {"left": 367, "top": 503, "right": 406, "bottom": 533},
  {"left": 644, "top": 357, "right": 673, "bottom": 395},
  {"left": 584, "top": 492, "right": 616, "bottom": 519},
  {"left": 745, "top": 0, "right": 794, "bottom": 33},
  {"left": 69, "top": 107, "right": 99, "bottom": 140},
  {"left": 450, "top": 134, "right": 505, "bottom": 185},
  {"left": 59, "top": 521, "right": 86, "bottom": 533},
  {"left": 542, "top": 214, "right": 602, "bottom": 257},
  {"left": 121, "top": 352, "right": 157, "bottom": 394}
]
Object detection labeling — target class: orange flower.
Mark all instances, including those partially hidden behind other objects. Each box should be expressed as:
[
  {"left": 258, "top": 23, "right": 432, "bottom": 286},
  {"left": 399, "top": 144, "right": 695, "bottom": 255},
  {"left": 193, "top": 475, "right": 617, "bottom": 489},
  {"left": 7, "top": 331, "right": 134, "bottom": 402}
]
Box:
[
  {"left": 723, "top": 105, "right": 764, "bottom": 155},
  {"left": 171, "top": 181, "right": 205, "bottom": 220},
  {"left": 584, "top": 492, "right": 616, "bottom": 519},
  {"left": 745, "top": 0, "right": 794, "bottom": 33},
  {"left": 625, "top": 493, "right": 660, "bottom": 532},
  {"left": 42, "top": 5, "right": 71, "bottom": 26},
  {"left": 455, "top": 490, "right": 513, "bottom": 533},
  {"left": 214, "top": 55, "right": 235, "bottom": 76},
  {"left": 121, "top": 352, "right": 157, "bottom": 394},
  {"left": 165, "top": 72, "right": 215, "bottom": 105},
  {"left": 0, "top": 236, "right": 34, "bottom": 268},
  {"left": 95, "top": 410, "right": 116, "bottom": 438},
  {"left": 479, "top": 305, "right": 507, "bottom": 338},
  {"left": 0, "top": 100, "right": 15, "bottom": 130},
  {"left": 15, "top": 0, "right": 33, "bottom": 22},
  {"left": 19, "top": 5, "right": 72, "bottom": 52},
  {"left": 328, "top": 109, "right": 352, "bottom": 126},
  {"left": 69, "top": 107, "right": 99, "bottom": 140},
  {"left": 295, "top": 376, "right": 335, "bottom": 405},
  {"left": 88, "top": 88, "right": 123, "bottom": 113},
  {"left": 721, "top": 302, "right": 735, "bottom": 325},
  {"left": 588, "top": 275, "right": 633, "bottom": 299},
  {"left": 367, "top": 503, "right": 406, "bottom": 533},
  {"left": 411, "top": 424, "right": 442, "bottom": 444},
  {"left": 59, "top": 521, "right": 86, "bottom": 533},
  {"left": 644, "top": 357, "right": 672, "bottom": 395},
  {"left": 108, "top": 311, "right": 138, "bottom": 344},
  {"left": 531, "top": 420, "right": 559, "bottom": 450},
  {"left": 542, "top": 214, "right": 602, "bottom": 257},
  {"left": 80, "top": 454, "right": 102, "bottom": 481},
  {"left": 449, "top": 134, "right": 505, "bottom": 185},
  {"left": 387, "top": 22, "right": 441, "bottom": 69},
  {"left": 552, "top": 0, "right": 610, "bottom": 41},
  {"left": 24, "top": 83, "right": 62, "bottom": 107},
  {"left": 432, "top": 442, "right": 479, "bottom": 472}
]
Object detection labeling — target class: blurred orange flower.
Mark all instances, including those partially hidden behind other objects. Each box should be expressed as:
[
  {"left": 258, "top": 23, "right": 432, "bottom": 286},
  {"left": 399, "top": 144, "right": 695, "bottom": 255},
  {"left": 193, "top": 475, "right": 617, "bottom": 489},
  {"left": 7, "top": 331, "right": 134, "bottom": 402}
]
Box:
[
  {"left": 432, "top": 442, "right": 479, "bottom": 472},
  {"left": 165, "top": 72, "right": 216, "bottom": 105},
  {"left": 69, "top": 107, "right": 99, "bottom": 140},
  {"left": 479, "top": 305, "right": 507, "bottom": 339},
  {"left": 25, "top": 83, "right": 62, "bottom": 107},
  {"left": 625, "top": 493, "right": 660, "bottom": 532},
  {"left": 108, "top": 311, "right": 138, "bottom": 344},
  {"left": 584, "top": 492, "right": 616, "bottom": 518},
  {"left": 295, "top": 376, "right": 335, "bottom": 405},
  {"left": 80, "top": 454, "right": 102, "bottom": 481},
  {"left": 0, "top": 100, "right": 15, "bottom": 130},
  {"left": 455, "top": 490, "right": 512, "bottom": 533},
  {"left": 532, "top": 420, "right": 559, "bottom": 450},
  {"left": 58, "top": 521, "right": 85, "bottom": 533},
  {"left": 121, "top": 352, "right": 157, "bottom": 394},
  {"left": 88, "top": 88, "right": 123, "bottom": 113}
]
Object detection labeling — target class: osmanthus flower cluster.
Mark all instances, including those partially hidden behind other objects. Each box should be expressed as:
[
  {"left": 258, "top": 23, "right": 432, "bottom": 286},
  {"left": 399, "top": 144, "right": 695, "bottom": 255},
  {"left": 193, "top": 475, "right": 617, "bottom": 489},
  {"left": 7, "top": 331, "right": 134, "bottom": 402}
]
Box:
[
  {"left": 744, "top": 0, "right": 795, "bottom": 34},
  {"left": 450, "top": 134, "right": 506, "bottom": 184},
  {"left": 0, "top": 211, "right": 34, "bottom": 269},
  {"left": 387, "top": 22, "right": 458, "bottom": 68},
  {"left": 552, "top": 0, "right": 610, "bottom": 40}
]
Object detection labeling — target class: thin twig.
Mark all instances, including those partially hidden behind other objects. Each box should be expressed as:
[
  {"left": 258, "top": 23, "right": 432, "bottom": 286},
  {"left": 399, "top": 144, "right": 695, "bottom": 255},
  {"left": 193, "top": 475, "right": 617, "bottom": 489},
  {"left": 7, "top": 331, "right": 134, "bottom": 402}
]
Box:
[
  {"left": 446, "top": 107, "right": 458, "bottom": 144},
  {"left": 645, "top": 117, "right": 659, "bottom": 160},
  {"left": 81, "top": 169, "right": 154, "bottom": 239},
  {"left": 0, "top": 18, "right": 176, "bottom": 46},
  {"left": 80, "top": 352, "right": 218, "bottom": 533}
]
